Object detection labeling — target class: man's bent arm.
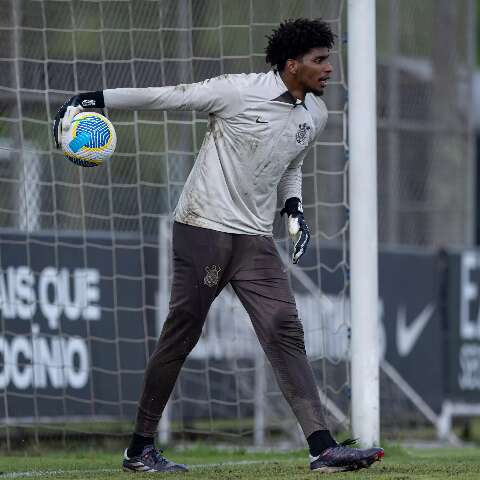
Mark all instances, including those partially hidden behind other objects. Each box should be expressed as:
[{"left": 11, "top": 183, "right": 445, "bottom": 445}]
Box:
[{"left": 277, "top": 145, "right": 312, "bottom": 207}]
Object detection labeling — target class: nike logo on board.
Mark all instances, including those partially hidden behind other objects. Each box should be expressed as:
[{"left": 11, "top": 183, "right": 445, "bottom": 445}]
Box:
[
  {"left": 396, "top": 303, "right": 435, "bottom": 357},
  {"left": 256, "top": 117, "right": 268, "bottom": 124}
]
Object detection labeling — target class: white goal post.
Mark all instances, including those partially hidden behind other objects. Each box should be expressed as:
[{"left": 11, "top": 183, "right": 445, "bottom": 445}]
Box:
[{"left": 348, "top": 0, "right": 380, "bottom": 447}]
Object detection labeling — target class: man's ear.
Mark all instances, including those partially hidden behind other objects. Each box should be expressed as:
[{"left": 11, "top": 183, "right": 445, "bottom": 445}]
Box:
[{"left": 285, "top": 58, "right": 298, "bottom": 75}]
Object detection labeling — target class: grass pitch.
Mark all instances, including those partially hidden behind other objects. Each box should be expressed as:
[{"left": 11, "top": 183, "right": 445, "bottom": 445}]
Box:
[{"left": 0, "top": 445, "right": 479, "bottom": 479}]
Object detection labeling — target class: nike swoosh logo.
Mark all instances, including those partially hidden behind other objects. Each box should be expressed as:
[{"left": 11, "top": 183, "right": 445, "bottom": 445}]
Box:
[
  {"left": 256, "top": 117, "right": 268, "bottom": 124},
  {"left": 396, "top": 303, "right": 435, "bottom": 357}
]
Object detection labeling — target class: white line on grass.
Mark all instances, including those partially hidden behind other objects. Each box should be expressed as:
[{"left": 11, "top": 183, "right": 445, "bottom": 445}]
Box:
[{"left": 0, "top": 459, "right": 300, "bottom": 479}]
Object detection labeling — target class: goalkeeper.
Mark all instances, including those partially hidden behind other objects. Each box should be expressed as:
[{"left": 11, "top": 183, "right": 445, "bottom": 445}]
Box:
[{"left": 54, "top": 18, "right": 383, "bottom": 474}]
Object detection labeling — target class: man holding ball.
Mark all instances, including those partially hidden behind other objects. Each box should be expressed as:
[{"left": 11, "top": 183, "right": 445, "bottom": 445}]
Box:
[{"left": 54, "top": 18, "right": 383, "bottom": 474}]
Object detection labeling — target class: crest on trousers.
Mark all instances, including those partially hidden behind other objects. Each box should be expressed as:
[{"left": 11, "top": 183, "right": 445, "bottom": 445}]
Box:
[
  {"left": 296, "top": 123, "right": 311, "bottom": 146},
  {"left": 204, "top": 265, "right": 221, "bottom": 288}
]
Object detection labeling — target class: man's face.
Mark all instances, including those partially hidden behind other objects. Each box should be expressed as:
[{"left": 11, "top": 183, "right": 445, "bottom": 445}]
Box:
[{"left": 295, "top": 47, "right": 333, "bottom": 96}]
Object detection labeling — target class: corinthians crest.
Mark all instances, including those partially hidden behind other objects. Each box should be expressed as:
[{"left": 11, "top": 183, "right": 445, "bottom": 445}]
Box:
[
  {"left": 295, "top": 123, "right": 311, "bottom": 146},
  {"left": 204, "top": 265, "right": 221, "bottom": 288}
]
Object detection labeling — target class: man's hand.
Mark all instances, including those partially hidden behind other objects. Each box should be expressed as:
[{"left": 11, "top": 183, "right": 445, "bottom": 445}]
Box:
[
  {"left": 52, "top": 91, "right": 105, "bottom": 149},
  {"left": 280, "top": 197, "right": 310, "bottom": 264}
]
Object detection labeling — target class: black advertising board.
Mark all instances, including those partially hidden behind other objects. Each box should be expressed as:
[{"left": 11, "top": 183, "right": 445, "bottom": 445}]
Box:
[
  {"left": 378, "top": 248, "right": 445, "bottom": 412},
  {"left": 0, "top": 230, "right": 157, "bottom": 420},
  {"left": 313, "top": 246, "right": 445, "bottom": 413},
  {"left": 445, "top": 250, "right": 480, "bottom": 402},
  {"left": 1, "top": 229, "right": 479, "bottom": 422}
]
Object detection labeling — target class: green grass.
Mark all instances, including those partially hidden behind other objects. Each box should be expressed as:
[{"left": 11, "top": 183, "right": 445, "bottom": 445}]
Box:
[{"left": 0, "top": 445, "right": 479, "bottom": 479}]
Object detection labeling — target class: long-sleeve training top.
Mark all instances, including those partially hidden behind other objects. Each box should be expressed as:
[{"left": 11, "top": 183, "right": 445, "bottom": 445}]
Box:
[{"left": 103, "top": 70, "right": 328, "bottom": 235}]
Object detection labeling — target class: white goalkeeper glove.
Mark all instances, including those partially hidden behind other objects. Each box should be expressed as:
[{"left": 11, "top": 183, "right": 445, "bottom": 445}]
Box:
[
  {"left": 53, "top": 91, "right": 105, "bottom": 148},
  {"left": 280, "top": 197, "right": 310, "bottom": 264}
]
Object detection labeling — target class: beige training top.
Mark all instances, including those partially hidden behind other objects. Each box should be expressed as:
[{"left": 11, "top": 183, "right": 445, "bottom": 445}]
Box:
[{"left": 103, "top": 70, "right": 328, "bottom": 235}]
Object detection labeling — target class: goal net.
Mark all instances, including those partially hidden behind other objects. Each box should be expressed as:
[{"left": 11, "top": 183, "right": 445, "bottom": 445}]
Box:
[
  {"left": 0, "top": 0, "right": 351, "bottom": 447},
  {"left": 0, "top": 0, "right": 349, "bottom": 449}
]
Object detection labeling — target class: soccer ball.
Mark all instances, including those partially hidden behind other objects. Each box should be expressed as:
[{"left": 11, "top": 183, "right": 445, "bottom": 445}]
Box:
[{"left": 62, "top": 111, "right": 116, "bottom": 167}]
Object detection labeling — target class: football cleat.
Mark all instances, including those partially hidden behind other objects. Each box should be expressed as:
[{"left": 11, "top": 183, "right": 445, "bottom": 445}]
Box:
[
  {"left": 123, "top": 445, "right": 188, "bottom": 473},
  {"left": 309, "top": 439, "right": 384, "bottom": 473}
]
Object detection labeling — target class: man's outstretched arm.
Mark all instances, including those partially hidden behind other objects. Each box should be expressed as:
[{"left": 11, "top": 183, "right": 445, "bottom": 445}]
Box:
[{"left": 53, "top": 76, "right": 245, "bottom": 149}]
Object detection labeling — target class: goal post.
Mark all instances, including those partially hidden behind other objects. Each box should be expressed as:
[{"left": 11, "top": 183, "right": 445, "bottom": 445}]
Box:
[{"left": 347, "top": 0, "right": 380, "bottom": 446}]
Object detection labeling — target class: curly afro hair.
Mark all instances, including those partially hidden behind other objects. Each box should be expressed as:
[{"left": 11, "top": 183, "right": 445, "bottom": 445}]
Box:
[{"left": 265, "top": 18, "right": 335, "bottom": 71}]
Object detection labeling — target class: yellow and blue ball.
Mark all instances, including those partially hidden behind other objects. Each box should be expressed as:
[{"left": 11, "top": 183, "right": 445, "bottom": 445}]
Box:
[{"left": 62, "top": 112, "right": 116, "bottom": 167}]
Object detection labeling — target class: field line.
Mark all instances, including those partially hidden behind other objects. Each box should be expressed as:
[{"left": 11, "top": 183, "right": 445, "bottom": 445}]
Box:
[{"left": 0, "top": 459, "right": 299, "bottom": 479}]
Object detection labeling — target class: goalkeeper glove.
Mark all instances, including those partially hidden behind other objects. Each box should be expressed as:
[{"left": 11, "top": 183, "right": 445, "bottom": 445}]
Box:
[
  {"left": 280, "top": 197, "right": 310, "bottom": 264},
  {"left": 53, "top": 91, "right": 105, "bottom": 148}
]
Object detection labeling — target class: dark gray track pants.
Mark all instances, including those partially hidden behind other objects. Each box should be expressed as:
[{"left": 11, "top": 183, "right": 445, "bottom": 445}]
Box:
[{"left": 135, "top": 222, "right": 327, "bottom": 438}]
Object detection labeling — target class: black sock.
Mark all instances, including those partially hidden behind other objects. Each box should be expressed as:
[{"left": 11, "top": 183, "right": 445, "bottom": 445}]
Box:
[
  {"left": 307, "top": 430, "right": 337, "bottom": 457},
  {"left": 127, "top": 433, "right": 155, "bottom": 457}
]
